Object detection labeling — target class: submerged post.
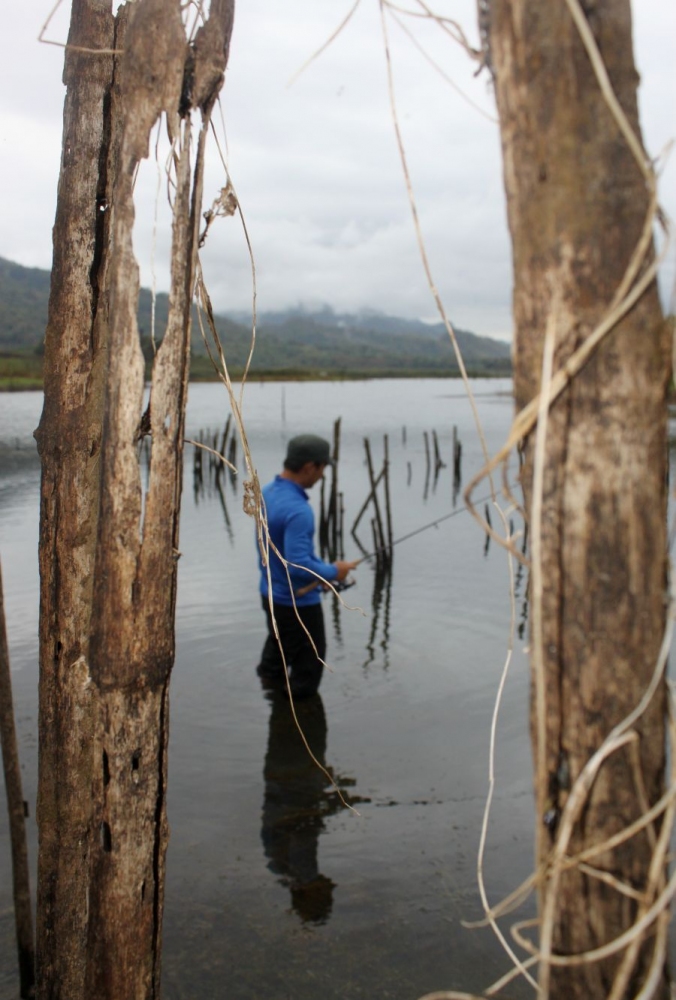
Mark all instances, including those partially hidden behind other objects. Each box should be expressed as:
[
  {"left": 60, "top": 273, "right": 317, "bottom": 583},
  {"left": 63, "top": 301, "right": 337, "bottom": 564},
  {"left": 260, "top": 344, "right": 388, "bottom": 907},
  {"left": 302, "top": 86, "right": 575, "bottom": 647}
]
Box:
[
  {"left": 0, "top": 560, "right": 34, "bottom": 999},
  {"left": 364, "top": 437, "right": 387, "bottom": 568},
  {"left": 330, "top": 418, "right": 342, "bottom": 559},
  {"left": 383, "top": 434, "right": 393, "bottom": 558}
]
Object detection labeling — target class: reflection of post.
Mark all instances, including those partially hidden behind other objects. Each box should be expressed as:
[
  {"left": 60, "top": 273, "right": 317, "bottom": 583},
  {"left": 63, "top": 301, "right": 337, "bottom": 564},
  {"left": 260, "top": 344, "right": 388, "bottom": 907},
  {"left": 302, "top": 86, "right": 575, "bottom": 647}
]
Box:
[
  {"left": 483, "top": 502, "right": 492, "bottom": 557},
  {"left": 379, "top": 572, "right": 392, "bottom": 670},
  {"left": 364, "top": 568, "right": 383, "bottom": 671},
  {"left": 432, "top": 460, "right": 441, "bottom": 494},
  {"left": 261, "top": 694, "right": 336, "bottom": 925},
  {"left": 363, "top": 563, "right": 392, "bottom": 671},
  {"left": 452, "top": 471, "right": 460, "bottom": 509},
  {"left": 330, "top": 589, "right": 343, "bottom": 645},
  {"left": 215, "top": 479, "right": 234, "bottom": 544},
  {"left": 432, "top": 429, "right": 445, "bottom": 472}
]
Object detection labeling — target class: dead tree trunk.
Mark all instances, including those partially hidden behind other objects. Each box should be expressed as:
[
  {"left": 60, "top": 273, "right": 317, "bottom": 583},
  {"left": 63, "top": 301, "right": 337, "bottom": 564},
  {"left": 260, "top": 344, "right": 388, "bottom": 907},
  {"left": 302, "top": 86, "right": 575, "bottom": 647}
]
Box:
[
  {"left": 0, "top": 560, "right": 34, "bottom": 998},
  {"left": 34, "top": 2, "right": 234, "bottom": 998},
  {"left": 487, "top": 2, "right": 670, "bottom": 997}
]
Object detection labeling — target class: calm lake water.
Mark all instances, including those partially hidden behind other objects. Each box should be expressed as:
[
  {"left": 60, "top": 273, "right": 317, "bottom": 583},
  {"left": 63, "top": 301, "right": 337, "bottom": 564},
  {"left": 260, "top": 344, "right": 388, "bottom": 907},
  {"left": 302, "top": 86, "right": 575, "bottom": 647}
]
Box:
[{"left": 0, "top": 379, "right": 536, "bottom": 999}]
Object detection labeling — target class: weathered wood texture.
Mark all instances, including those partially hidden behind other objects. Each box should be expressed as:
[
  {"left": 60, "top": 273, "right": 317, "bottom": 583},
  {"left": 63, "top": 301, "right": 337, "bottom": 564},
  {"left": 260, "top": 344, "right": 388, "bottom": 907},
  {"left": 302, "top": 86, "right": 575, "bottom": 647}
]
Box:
[
  {"left": 488, "top": 1, "right": 669, "bottom": 997},
  {"left": 35, "top": 4, "right": 117, "bottom": 995},
  {"left": 0, "top": 560, "right": 34, "bottom": 997},
  {"left": 35, "top": 1, "right": 234, "bottom": 998}
]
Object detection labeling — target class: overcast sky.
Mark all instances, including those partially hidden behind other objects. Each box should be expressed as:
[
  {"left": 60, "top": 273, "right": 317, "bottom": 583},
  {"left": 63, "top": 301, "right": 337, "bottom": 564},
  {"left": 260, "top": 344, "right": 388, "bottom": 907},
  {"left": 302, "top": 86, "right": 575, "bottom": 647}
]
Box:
[{"left": 0, "top": 1, "right": 673, "bottom": 342}]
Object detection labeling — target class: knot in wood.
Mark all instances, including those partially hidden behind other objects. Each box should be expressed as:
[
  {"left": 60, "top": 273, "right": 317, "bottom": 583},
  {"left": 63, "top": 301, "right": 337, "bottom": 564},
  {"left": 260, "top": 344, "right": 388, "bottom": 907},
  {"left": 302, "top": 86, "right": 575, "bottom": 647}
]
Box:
[{"left": 243, "top": 479, "right": 259, "bottom": 518}]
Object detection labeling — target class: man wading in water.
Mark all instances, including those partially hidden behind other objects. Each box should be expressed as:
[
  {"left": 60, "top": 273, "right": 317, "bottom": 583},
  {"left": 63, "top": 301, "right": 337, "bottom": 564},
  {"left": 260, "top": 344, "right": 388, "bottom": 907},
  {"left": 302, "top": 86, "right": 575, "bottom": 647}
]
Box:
[{"left": 257, "top": 434, "right": 358, "bottom": 699}]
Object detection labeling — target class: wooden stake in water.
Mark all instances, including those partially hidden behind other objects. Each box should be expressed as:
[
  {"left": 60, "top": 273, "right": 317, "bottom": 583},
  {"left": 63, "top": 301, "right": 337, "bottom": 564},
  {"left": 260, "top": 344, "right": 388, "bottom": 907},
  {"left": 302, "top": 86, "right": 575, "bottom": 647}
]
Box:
[
  {"left": 364, "top": 437, "right": 387, "bottom": 569},
  {"left": 351, "top": 466, "right": 385, "bottom": 538},
  {"left": 453, "top": 429, "right": 462, "bottom": 480},
  {"left": 370, "top": 516, "right": 385, "bottom": 576},
  {"left": 383, "top": 434, "right": 394, "bottom": 558},
  {"left": 216, "top": 414, "right": 232, "bottom": 482},
  {"left": 339, "top": 492, "right": 345, "bottom": 560},
  {"left": 318, "top": 417, "right": 342, "bottom": 560},
  {"left": 193, "top": 430, "right": 204, "bottom": 486},
  {"left": 423, "top": 431, "right": 431, "bottom": 501},
  {"left": 319, "top": 476, "right": 329, "bottom": 557},
  {"left": 330, "top": 418, "right": 342, "bottom": 559}
]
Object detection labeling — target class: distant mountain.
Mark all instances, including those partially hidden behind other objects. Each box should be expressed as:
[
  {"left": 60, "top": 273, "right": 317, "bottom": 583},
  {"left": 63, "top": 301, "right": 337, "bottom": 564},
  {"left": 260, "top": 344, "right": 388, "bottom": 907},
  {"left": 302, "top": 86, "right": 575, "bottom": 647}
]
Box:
[
  {"left": 0, "top": 257, "right": 51, "bottom": 347},
  {"left": 0, "top": 257, "right": 511, "bottom": 377},
  {"left": 234, "top": 305, "right": 511, "bottom": 362}
]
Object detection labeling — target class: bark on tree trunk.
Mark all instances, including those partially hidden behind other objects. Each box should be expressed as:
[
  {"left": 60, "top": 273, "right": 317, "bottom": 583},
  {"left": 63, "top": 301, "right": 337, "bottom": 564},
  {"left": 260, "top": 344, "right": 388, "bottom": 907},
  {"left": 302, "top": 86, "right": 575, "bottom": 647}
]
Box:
[
  {"left": 35, "top": 5, "right": 116, "bottom": 994},
  {"left": 487, "top": 1, "right": 670, "bottom": 997},
  {"left": 35, "top": 2, "right": 234, "bottom": 998}
]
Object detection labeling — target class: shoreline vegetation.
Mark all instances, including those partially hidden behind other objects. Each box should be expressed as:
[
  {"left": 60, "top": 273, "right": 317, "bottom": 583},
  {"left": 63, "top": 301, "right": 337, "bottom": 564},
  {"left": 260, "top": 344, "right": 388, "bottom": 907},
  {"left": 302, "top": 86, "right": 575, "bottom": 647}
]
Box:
[
  {"left": 0, "top": 351, "right": 43, "bottom": 391},
  {"left": 0, "top": 348, "right": 512, "bottom": 392}
]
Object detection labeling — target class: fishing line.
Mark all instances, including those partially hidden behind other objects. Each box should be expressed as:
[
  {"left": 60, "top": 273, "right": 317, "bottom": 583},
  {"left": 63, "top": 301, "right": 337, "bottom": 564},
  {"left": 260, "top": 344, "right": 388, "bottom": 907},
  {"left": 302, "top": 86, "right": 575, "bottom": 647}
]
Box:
[{"left": 352, "top": 489, "right": 512, "bottom": 566}]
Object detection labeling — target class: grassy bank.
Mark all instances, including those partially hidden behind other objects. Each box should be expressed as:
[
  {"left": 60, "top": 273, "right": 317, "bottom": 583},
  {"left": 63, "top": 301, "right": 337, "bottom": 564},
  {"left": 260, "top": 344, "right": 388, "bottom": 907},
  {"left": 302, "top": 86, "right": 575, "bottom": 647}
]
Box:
[
  {"left": 0, "top": 351, "right": 43, "bottom": 390},
  {"left": 1, "top": 349, "right": 510, "bottom": 391}
]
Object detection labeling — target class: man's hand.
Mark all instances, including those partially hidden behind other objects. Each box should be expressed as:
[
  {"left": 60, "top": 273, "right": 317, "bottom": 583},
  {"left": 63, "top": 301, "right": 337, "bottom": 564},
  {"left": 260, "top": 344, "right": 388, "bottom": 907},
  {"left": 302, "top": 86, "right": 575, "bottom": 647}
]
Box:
[{"left": 334, "top": 559, "right": 359, "bottom": 582}]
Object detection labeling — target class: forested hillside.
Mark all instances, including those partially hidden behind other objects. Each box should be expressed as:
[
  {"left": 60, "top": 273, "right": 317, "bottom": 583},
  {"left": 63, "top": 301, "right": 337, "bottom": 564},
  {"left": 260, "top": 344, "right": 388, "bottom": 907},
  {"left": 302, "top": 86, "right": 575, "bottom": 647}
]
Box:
[{"left": 0, "top": 256, "right": 511, "bottom": 378}]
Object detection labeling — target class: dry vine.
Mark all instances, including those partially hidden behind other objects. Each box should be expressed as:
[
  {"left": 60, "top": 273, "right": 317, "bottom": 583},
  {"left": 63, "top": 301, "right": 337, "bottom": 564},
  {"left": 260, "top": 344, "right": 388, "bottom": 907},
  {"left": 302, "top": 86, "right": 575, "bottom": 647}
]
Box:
[
  {"left": 122, "top": 1, "right": 673, "bottom": 996},
  {"left": 425, "top": 1, "right": 673, "bottom": 998},
  {"left": 312, "top": 2, "right": 676, "bottom": 998}
]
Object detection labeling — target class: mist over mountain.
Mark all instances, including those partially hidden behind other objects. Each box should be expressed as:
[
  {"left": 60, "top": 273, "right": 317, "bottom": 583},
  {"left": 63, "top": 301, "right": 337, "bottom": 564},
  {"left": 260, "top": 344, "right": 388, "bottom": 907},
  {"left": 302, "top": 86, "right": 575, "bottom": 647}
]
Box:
[{"left": 0, "top": 257, "right": 511, "bottom": 377}]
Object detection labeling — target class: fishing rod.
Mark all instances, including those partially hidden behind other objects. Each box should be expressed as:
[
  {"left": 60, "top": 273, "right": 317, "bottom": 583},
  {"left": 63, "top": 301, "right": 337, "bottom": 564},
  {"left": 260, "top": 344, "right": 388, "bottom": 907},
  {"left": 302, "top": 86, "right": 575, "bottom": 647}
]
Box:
[
  {"left": 299, "top": 488, "right": 502, "bottom": 595},
  {"left": 351, "top": 488, "right": 499, "bottom": 566},
  {"left": 295, "top": 493, "right": 508, "bottom": 597}
]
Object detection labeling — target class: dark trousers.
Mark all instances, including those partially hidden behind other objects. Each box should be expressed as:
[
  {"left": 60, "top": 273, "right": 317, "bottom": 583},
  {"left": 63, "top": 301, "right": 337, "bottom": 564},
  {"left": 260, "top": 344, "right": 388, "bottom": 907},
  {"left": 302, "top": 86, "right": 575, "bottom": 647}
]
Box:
[{"left": 258, "top": 597, "right": 326, "bottom": 699}]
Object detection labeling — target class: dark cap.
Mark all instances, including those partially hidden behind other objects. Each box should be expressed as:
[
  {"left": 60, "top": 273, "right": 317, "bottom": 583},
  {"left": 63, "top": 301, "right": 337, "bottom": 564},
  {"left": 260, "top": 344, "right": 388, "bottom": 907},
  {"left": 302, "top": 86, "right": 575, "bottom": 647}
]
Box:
[{"left": 285, "top": 434, "right": 334, "bottom": 467}]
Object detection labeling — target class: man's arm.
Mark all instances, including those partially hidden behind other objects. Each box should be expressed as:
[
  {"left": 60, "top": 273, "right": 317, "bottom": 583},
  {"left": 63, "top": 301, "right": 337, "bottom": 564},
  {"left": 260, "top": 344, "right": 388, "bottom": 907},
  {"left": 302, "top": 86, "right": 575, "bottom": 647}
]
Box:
[
  {"left": 284, "top": 508, "right": 339, "bottom": 584},
  {"left": 333, "top": 560, "right": 359, "bottom": 581}
]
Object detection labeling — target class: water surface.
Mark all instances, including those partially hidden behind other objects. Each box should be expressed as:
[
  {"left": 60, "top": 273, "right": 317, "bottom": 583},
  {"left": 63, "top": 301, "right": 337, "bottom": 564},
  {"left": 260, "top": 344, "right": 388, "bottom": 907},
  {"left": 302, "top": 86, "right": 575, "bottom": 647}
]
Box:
[{"left": 0, "top": 380, "right": 535, "bottom": 999}]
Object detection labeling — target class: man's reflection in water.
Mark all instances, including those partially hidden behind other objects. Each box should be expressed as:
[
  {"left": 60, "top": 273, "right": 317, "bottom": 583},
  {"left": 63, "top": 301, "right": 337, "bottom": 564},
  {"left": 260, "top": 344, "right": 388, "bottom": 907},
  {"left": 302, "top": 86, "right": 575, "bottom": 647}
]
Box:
[{"left": 261, "top": 692, "right": 352, "bottom": 925}]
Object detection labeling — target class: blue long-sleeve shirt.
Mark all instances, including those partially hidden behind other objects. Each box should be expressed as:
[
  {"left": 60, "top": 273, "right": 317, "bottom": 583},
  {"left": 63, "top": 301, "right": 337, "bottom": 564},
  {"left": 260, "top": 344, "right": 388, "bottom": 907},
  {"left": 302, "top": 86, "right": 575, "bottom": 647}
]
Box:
[{"left": 258, "top": 476, "right": 338, "bottom": 607}]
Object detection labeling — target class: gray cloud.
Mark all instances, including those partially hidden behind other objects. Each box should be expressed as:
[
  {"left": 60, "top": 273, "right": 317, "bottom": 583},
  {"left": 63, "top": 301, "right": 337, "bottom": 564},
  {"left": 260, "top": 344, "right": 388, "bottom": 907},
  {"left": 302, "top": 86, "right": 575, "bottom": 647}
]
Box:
[{"left": 1, "top": 0, "right": 673, "bottom": 343}]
